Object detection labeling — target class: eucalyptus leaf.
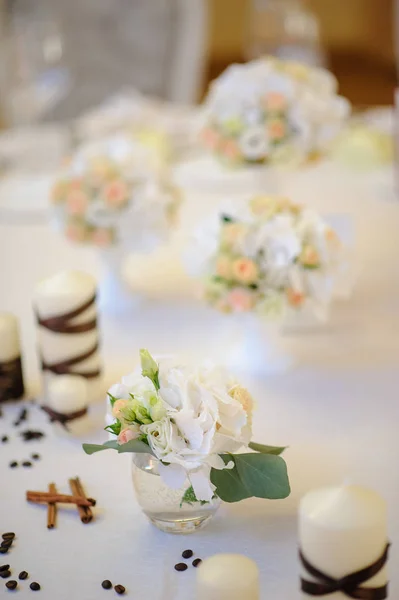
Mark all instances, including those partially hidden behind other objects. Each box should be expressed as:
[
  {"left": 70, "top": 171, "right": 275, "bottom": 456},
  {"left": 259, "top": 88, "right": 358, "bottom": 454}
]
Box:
[
  {"left": 210, "top": 456, "right": 251, "bottom": 503},
  {"left": 235, "top": 453, "right": 290, "bottom": 500},
  {"left": 82, "top": 440, "right": 119, "bottom": 455},
  {"left": 83, "top": 439, "right": 153, "bottom": 456},
  {"left": 248, "top": 442, "right": 287, "bottom": 456}
]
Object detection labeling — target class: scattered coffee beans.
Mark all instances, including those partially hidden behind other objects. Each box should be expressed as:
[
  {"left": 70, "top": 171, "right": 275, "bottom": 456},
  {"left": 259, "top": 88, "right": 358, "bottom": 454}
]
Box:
[
  {"left": 19, "top": 571, "right": 28, "bottom": 580},
  {"left": 192, "top": 559, "right": 202, "bottom": 568},
  {"left": 0, "top": 547, "right": 9, "bottom": 554},
  {"left": 101, "top": 580, "right": 112, "bottom": 590},
  {"left": 6, "top": 580, "right": 17, "bottom": 590},
  {"left": 2, "top": 534, "right": 15, "bottom": 540},
  {"left": 114, "top": 584, "right": 125, "bottom": 595},
  {"left": 1, "top": 540, "right": 12, "bottom": 548},
  {"left": 22, "top": 461, "right": 32, "bottom": 468},
  {"left": 182, "top": 549, "right": 193, "bottom": 559},
  {"left": 31, "top": 454, "right": 40, "bottom": 461},
  {"left": 0, "top": 570, "right": 11, "bottom": 579},
  {"left": 9, "top": 462, "right": 18, "bottom": 469},
  {"left": 30, "top": 582, "right": 40, "bottom": 591},
  {"left": 20, "top": 430, "right": 45, "bottom": 442},
  {"left": 0, "top": 565, "right": 10, "bottom": 572},
  {"left": 174, "top": 563, "right": 188, "bottom": 572},
  {"left": 1, "top": 436, "right": 8, "bottom": 443}
]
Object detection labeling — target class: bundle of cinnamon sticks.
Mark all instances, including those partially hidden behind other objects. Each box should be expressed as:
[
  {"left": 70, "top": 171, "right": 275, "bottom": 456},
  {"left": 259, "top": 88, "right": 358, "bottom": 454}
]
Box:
[{"left": 26, "top": 477, "right": 96, "bottom": 528}]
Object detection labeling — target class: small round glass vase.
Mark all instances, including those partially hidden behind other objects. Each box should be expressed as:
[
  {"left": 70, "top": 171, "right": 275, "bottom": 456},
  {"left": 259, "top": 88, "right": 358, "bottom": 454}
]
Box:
[{"left": 131, "top": 454, "right": 220, "bottom": 534}]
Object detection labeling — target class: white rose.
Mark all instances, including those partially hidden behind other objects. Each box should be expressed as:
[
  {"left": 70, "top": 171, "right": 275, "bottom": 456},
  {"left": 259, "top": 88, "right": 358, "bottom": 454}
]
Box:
[{"left": 239, "top": 126, "right": 269, "bottom": 161}]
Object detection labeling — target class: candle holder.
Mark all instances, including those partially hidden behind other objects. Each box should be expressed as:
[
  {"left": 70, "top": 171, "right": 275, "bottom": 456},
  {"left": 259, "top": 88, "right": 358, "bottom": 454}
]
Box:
[{"left": 83, "top": 349, "right": 290, "bottom": 534}]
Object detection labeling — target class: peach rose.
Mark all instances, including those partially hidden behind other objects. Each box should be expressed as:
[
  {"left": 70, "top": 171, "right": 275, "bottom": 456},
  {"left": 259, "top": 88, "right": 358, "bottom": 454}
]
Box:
[
  {"left": 91, "top": 228, "right": 114, "bottom": 247},
  {"left": 201, "top": 127, "right": 220, "bottom": 151},
  {"left": 103, "top": 179, "right": 129, "bottom": 208},
  {"left": 66, "top": 190, "right": 89, "bottom": 216},
  {"left": 117, "top": 425, "right": 141, "bottom": 445},
  {"left": 221, "top": 222, "right": 247, "bottom": 248},
  {"left": 287, "top": 288, "right": 305, "bottom": 307},
  {"left": 222, "top": 138, "right": 240, "bottom": 161},
  {"left": 216, "top": 255, "right": 233, "bottom": 279},
  {"left": 227, "top": 288, "right": 255, "bottom": 312},
  {"left": 232, "top": 258, "right": 259, "bottom": 285},
  {"left": 300, "top": 245, "right": 320, "bottom": 268},
  {"left": 264, "top": 92, "right": 287, "bottom": 112},
  {"left": 229, "top": 385, "right": 253, "bottom": 414},
  {"left": 268, "top": 119, "right": 286, "bottom": 140},
  {"left": 65, "top": 222, "right": 87, "bottom": 243},
  {"left": 112, "top": 399, "right": 130, "bottom": 419}
]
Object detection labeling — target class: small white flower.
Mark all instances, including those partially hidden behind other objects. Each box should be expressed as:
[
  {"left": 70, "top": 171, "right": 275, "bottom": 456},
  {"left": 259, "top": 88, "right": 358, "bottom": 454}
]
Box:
[
  {"left": 85, "top": 199, "right": 118, "bottom": 229},
  {"left": 239, "top": 126, "right": 269, "bottom": 161}
]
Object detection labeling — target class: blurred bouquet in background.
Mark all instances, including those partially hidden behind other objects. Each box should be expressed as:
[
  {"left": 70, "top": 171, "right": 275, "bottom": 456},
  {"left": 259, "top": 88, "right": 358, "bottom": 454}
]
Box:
[
  {"left": 51, "top": 135, "right": 180, "bottom": 251},
  {"left": 201, "top": 57, "right": 350, "bottom": 167},
  {"left": 191, "top": 195, "right": 349, "bottom": 322}
]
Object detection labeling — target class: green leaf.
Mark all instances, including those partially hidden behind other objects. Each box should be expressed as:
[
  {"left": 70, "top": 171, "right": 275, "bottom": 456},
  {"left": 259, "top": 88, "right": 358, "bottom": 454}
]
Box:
[
  {"left": 116, "top": 439, "right": 153, "bottom": 455},
  {"left": 104, "top": 421, "right": 121, "bottom": 436},
  {"left": 82, "top": 438, "right": 153, "bottom": 456},
  {"left": 107, "top": 392, "right": 118, "bottom": 407},
  {"left": 248, "top": 442, "right": 287, "bottom": 455},
  {"left": 210, "top": 455, "right": 252, "bottom": 503},
  {"left": 235, "top": 453, "right": 290, "bottom": 500},
  {"left": 221, "top": 214, "right": 234, "bottom": 223},
  {"left": 180, "top": 485, "right": 214, "bottom": 507},
  {"left": 82, "top": 440, "right": 119, "bottom": 454}
]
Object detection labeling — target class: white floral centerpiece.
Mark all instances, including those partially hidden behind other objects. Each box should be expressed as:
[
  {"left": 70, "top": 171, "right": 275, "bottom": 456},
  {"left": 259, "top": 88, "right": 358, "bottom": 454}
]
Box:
[
  {"left": 201, "top": 57, "right": 350, "bottom": 167},
  {"left": 51, "top": 135, "right": 180, "bottom": 250},
  {"left": 51, "top": 135, "right": 181, "bottom": 313},
  {"left": 83, "top": 349, "right": 290, "bottom": 533},
  {"left": 193, "top": 195, "right": 348, "bottom": 323}
]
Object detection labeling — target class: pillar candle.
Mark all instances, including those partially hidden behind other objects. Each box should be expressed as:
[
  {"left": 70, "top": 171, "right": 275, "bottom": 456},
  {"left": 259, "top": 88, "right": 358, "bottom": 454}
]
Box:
[
  {"left": 0, "top": 313, "right": 24, "bottom": 401},
  {"left": 46, "top": 374, "right": 90, "bottom": 435},
  {"left": 299, "top": 485, "right": 388, "bottom": 600},
  {"left": 34, "top": 271, "right": 102, "bottom": 403},
  {"left": 196, "top": 554, "right": 259, "bottom": 600}
]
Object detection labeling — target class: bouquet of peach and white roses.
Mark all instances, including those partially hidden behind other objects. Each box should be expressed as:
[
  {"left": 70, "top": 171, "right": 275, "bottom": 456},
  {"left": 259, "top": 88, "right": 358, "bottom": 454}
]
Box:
[
  {"left": 84, "top": 349, "right": 290, "bottom": 504},
  {"left": 51, "top": 136, "right": 180, "bottom": 250},
  {"left": 192, "top": 195, "right": 348, "bottom": 322},
  {"left": 201, "top": 56, "right": 350, "bottom": 166}
]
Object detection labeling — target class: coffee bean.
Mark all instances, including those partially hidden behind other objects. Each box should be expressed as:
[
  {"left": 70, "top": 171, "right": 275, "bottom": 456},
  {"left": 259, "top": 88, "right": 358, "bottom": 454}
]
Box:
[
  {"left": 9, "top": 462, "right": 18, "bottom": 469},
  {"left": 0, "top": 547, "right": 9, "bottom": 554},
  {"left": 101, "top": 580, "right": 112, "bottom": 590},
  {"left": 13, "top": 422, "right": 20, "bottom": 427},
  {"left": 1, "top": 436, "right": 8, "bottom": 443},
  {"left": 2, "top": 534, "right": 15, "bottom": 540},
  {"left": 0, "top": 571, "right": 11, "bottom": 579},
  {"left": 114, "top": 585, "right": 125, "bottom": 595},
  {"left": 22, "top": 461, "right": 32, "bottom": 468},
  {"left": 0, "top": 565, "right": 10, "bottom": 572},
  {"left": 19, "top": 571, "right": 28, "bottom": 580},
  {"left": 174, "top": 563, "right": 188, "bottom": 572},
  {"left": 31, "top": 454, "right": 40, "bottom": 461},
  {"left": 30, "top": 582, "right": 40, "bottom": 591},
  {"left": 6, "top": 580, "right": 17, "bottom": 590},
  {"left": 192, "top": 559, "right": 202, "bottom": 568},
  {"left": 182, "top": 549, "right": 193, "bottom": 559},
  {"left": 1, "top": 540, "right": 12, "bottom": 548}
]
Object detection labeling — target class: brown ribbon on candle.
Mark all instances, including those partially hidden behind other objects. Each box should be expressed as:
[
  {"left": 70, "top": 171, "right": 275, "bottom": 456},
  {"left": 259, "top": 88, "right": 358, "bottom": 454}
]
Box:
[
  {"left": 0, "top": 355, "right": 25, "bottom": 402},
  {"left": 300, "top": 543, "right": 390, "bottom": 599},
  {"left": 35, "top": 293, "right": 101, "bottom": 379},
  {"left": 41, "top": 404, "right": 88, "bottom": 429}
]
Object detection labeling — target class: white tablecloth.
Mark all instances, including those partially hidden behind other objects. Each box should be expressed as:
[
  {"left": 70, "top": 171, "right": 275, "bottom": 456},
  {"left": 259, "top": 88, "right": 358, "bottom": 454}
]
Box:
[{"left": 1, "top": 159, "right": 399, "bottom": 599}]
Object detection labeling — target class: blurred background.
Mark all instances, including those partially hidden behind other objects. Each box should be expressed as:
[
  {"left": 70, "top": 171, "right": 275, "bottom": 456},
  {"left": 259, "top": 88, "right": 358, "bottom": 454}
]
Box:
[{"left": 0, "top": 0, "right": 396, "bottom": 128}]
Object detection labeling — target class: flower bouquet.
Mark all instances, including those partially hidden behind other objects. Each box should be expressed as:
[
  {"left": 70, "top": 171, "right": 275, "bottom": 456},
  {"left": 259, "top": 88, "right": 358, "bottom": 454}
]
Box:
[
  {"left": 50, "top": 136, "right": 180, "bottom": 313},
  {"left": 188, "top": 195, "right": 350, "bottom": 372},
  {"left": 173, "top": 57, "right": 350, "bottom": 197},
  {"left": 83, "top": 349, "right": 290, "bottom": 534}
]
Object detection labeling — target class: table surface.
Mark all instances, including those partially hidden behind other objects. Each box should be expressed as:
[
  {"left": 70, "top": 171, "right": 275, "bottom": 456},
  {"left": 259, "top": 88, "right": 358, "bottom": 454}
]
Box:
[{"left": 1, "top": 157, "right": 399, "bottom": 599}]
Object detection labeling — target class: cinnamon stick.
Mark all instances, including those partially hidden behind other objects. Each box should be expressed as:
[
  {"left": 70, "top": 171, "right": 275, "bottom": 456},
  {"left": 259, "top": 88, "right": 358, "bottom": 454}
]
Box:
[
  {"left": 69, "top": 478, "right": 93, "bottom": 524},
  {"left": 27, "top": 491, "right": 94, "bottom": 507},
  {"left": 47, "top": 483, "right": 57, "bottom": 529}
]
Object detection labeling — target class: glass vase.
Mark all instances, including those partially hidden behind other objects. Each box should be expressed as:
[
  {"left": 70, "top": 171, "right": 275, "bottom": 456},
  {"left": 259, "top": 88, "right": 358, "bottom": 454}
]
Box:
[{"left": 131, "top": 454, "right": 220, "bottom": 534}]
